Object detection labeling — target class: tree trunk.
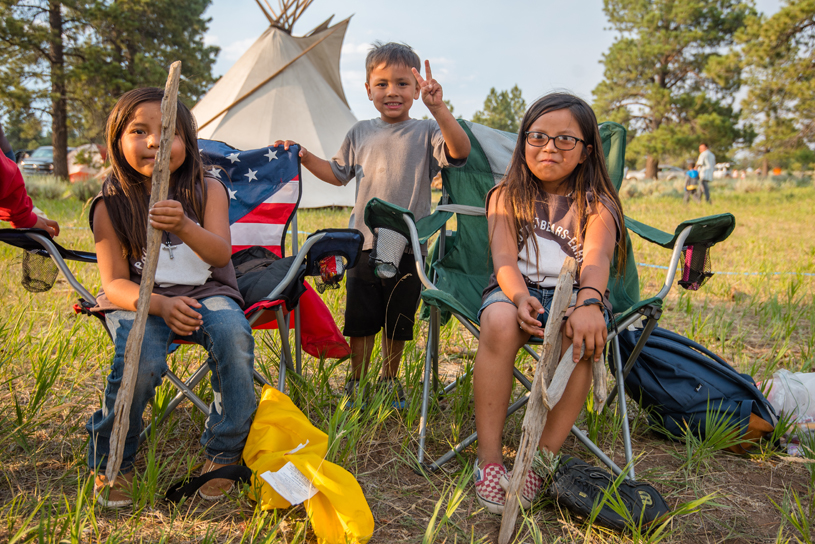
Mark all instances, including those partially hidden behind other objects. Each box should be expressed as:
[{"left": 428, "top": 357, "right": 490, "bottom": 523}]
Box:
[
  {"left": 761, "top": 155, "right": 769, "bottom": 178},
  {"left": 645, "top": 155, "right": 659, "bottom": 179},
  {"left": 49, "top": 0, "right": 68, "bottom": 179}
]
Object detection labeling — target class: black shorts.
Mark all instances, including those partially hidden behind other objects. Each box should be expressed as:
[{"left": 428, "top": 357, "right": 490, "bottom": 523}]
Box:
[{"left": 343, "top": 250, "right": 422, "bottom": 341}]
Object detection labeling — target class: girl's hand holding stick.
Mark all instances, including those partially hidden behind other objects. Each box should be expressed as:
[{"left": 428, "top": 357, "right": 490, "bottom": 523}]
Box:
[{"left": 104, "top": 61, "right": 182, "bottom": 485}]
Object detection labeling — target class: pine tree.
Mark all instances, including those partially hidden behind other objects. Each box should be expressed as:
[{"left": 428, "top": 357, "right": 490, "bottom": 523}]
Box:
[
  {"left": 593, "top": 0, "right": 752, "bottom": 177},
  {"left": 739, "top": 0, "right": 815, "bottom": 175},
  {"left": 472, "top": 85, "right": 526, "bottom": 133},
  {"left": 0, "top": 0, "right": 219, "bottom": 177}
]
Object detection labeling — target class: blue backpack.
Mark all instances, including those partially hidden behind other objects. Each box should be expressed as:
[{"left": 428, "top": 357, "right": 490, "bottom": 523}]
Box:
[{"left": 614, "top": 327, "right": 777, "bottom": 442}]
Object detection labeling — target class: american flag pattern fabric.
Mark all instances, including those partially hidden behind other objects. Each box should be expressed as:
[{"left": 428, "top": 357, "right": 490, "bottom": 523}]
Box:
[{"left": 198, "top": 139, "right": 301, "bottom": 257}]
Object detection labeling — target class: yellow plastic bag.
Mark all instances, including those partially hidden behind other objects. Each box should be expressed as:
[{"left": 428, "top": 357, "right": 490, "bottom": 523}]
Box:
[{"left": 243, "top": 386, "right": 374, "bottom": 544}]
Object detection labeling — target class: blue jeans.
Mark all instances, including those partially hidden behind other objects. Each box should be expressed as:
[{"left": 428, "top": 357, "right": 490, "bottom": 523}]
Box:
[{"left": 86, "top": 295, "right": 256, "bottom": 474}]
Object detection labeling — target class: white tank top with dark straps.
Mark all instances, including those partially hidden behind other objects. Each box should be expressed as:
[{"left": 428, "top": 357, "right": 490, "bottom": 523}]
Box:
[{"left": 483, "top": 186, "right": 620, "bottom": 298}]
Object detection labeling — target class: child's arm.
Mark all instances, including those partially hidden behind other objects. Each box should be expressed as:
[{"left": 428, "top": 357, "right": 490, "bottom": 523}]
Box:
[
  {"left": 488, "top": 189, "right": 546, "bottom": 336},
  {"left": 412, "top": 61, "right": 471, "bottom": 160},
  {"left": 272, "top": 140, "right": 343, "bottom": 187},
  {"left": 564, "top": 204, "right": 617, "bottom": 363},
  {"left": 93, "top": 201, "right": 203, "bottom": 335},
  {"left": 148, "top": 177, "right": 233, "bottom": 268}
]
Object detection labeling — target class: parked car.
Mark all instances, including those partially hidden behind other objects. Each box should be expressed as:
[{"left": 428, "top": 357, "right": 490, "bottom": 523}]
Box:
[
  {"left": 713, "top": 163, "right": 732, "bottom": 179},
  {"left": 625, "top": 165, "right": 685, "bottom": 181},
  {"left": 19, "top": 146, "right": 74, "bottom": 176}
]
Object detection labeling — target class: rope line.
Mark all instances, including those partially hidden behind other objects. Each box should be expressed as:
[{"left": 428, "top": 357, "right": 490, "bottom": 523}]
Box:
[{"left": 636, "top": 262, "right": 815, "bottom": 277}]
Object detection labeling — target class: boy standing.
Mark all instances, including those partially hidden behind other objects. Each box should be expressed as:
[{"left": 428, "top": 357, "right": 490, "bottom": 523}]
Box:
[{"left": 276, "top": 42, "right": 470, "bottom": 404}]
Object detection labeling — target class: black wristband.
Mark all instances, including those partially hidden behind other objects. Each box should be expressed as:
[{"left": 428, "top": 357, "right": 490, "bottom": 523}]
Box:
[{"left": 577, "top": 286, "right": 605, "bottom": 301}]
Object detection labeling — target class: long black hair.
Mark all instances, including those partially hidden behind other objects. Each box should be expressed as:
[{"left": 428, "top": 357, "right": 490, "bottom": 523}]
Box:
[{"left": 102, "top": 87, "right": 206, "bottom": 259}]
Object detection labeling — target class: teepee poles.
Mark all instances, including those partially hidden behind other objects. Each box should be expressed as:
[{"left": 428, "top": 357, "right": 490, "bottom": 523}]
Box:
[{"left": 104, "top": 61, "right": 181, "bottom": 486}]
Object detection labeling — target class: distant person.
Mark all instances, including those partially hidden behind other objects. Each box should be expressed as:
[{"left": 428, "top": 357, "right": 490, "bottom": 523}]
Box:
[
  {"left": 683, "top": 165, "right": 701, "bottom": 204},
  {"left": 695, "top": 142, "right": 715, "bottom": 203},
  {"left": 274, "top": 42, "right": 470, "bottom": 407},
  {"left": 0, "top": 121, "right": 15, "bottom": 163},
  {"left": 0, "top": 154, "right": 60, "bottom": 236}
]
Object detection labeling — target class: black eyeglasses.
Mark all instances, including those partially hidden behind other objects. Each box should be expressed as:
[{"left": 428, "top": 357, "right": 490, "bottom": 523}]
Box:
[{"left": 525, "top": 131, "right": 585, "bottom": 151}]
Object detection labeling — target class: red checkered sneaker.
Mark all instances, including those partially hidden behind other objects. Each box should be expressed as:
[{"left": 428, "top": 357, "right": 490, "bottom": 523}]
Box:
[
  {"left": 474, "top": 461, "right": 507, "bottom": 515},
  {"left": 500, "top": 468, "right": 544, "bottom": 509}
]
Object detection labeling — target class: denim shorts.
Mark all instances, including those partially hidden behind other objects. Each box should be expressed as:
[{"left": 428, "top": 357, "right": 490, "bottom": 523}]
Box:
[{"left": 478, "top": 285, "right": 610, "bottom": 327}]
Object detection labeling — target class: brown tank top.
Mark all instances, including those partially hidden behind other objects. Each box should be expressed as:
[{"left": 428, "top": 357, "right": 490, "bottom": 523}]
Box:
[{"left": 89, "top": 179, "right": 243, "bottom": 312}]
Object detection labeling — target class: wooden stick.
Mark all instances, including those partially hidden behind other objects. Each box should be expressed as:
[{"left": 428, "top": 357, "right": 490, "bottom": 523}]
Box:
[
  {"left": 592, "top": 353, "right": 608, "bottom": 412},
  {"left": 104, "top": 61, "right": 182, "bottom": 485},
  {"left": 498, "top": 258, "right": 577, "bottom": 544}
]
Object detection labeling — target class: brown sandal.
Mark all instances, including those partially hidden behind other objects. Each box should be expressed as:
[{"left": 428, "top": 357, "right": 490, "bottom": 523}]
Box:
[
  {"left": 198, "top": 459, "right": 238, "bottom": 501},
  {"left": 94, "top": 472, "right": 134, "bottom": 508}
]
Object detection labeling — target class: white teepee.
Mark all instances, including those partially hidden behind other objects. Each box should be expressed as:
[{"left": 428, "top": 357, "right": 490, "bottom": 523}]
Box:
[{"left": 193, "top": 3, "right": 357, "bottom": 208}]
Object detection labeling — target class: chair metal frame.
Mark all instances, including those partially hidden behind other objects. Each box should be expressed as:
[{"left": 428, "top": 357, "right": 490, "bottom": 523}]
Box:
[
  {"left": 398, "top": 204, "right": 694, "bottom": 479},
  {"left": 15, "top": 226, "right": 339, "bottom": 443}
]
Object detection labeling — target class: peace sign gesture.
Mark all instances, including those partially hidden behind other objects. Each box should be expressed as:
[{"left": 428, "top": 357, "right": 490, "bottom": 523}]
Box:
[{"left": 412, "top": 60, "right": 444, "bottom": 112}]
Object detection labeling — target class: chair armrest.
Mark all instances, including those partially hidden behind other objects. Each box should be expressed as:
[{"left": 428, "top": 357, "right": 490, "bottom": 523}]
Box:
[
  {"left": 625, "top": 213, "right": 735, "bottom": 250},
  {"left": 364, "top": 198, "right": 453, "bottom": 244}
]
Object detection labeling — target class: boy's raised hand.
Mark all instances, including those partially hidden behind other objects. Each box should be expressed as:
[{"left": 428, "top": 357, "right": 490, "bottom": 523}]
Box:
[{"left": 412, "top": 60, "right": 444, "bottom": 112}]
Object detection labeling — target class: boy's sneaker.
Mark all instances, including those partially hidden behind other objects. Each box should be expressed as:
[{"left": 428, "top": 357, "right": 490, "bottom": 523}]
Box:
[
  {"left": 343, "top": 379, "right": 368, "bottom": 408},
  {"left": 499, "top": 468, "right": 545, "bottom": 509},
  {"left": 474, "top": 460, "right": 507, "bottom": 515},
  {"left": 94, "top": 472, "right": 134, "bottom": 508},
  {"left": 548, "top": 455, "right": 670, "bottom": 531},
  {"left": 377, "top": 377, "right": 406, "bottom": 410}
]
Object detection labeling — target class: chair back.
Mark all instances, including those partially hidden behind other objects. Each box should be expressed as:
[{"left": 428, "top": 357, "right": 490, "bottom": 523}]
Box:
[
  {"left": 428, "top": 120, "right": 638, "bottom": 323},
  {"left": 198, "top": 140, "right": 302, "bottom": 257}
]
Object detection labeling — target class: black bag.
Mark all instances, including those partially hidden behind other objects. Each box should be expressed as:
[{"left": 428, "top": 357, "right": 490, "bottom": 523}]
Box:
[
  {"left": 613, "top": 326, "right": 777, "bottom": 450},
  {"left": 231, "top": 246, "right": 306, "bottom": 311},
  {"left": 549, "top": 456, "right": 670, "bottom": 531}
]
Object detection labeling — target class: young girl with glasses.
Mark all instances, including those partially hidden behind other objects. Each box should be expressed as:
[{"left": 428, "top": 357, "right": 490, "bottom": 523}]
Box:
[{"left": 472, "top": 93, "right": 626, "bottom": 514}]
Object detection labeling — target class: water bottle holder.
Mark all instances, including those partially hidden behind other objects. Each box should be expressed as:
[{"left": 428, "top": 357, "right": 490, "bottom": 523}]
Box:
[
  {"left": 369, "top": 228, "right": 408, "bottom": 279},
  {"left": 677, "top": 243, "right": 714, "bottom": 291}
]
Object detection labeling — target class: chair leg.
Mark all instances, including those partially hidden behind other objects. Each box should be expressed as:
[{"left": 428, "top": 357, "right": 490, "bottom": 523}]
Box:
[
  {"left": 430, "top": 306, "right": 440, "bottom": 393},
  {"left": 417, "top": 327, "right": 435, "bottom": 466},
  {"left": 253, "top": 368, "right": 271, "bottom": 387},
  {"left": 275, "top": 308, "right": 296, "bottom": 393},
  {"left": 139, "top": 365, "right": 210, "bottom": 444},
  {"left": 570, "top": 425, "right": 625, "bottom": 477},
  {"left": 605, "top": 315, "right": 658, "bottom": 407},
  {"left": 612, "top": 336, "right": 636, "bottom": 480},
  {"left": 423, "top": 391, "right": 532, "bottom": 473}
]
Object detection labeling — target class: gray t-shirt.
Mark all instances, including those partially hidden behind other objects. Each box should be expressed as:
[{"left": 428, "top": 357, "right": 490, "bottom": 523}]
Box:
[{"left": 330, "top": 118, "right": 467, "bottom": 251}]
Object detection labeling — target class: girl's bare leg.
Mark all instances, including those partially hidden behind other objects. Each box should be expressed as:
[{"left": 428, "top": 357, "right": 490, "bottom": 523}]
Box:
[{"left": 474, "top": 302, "right": 530, "bottom": 466}]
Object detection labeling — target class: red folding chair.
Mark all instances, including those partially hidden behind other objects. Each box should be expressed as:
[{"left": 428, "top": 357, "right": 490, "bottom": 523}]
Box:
[{"left": 0, "top": 141, "right": 362, "bottom": 444}]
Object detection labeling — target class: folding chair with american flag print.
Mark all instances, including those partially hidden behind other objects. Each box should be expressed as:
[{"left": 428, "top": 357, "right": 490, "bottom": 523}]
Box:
[{"left": 0, "top": 141, "right": 363, "bottom": 443}]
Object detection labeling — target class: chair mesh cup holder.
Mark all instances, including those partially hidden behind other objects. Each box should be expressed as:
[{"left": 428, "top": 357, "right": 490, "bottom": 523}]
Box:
[
  {"left": 678, "top": 243, "right": 714, "bottom": 291},
  {"left": 21, "top": 250, "right": 59, "bottom": 293},
  {"left": 369, "top": 228, "right": 408, "bottom": 279}
]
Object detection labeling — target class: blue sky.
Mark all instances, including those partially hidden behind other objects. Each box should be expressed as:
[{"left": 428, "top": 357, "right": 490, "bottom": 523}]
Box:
[{"left": 203, "top": 0, "right": 781, "bottom": 121}]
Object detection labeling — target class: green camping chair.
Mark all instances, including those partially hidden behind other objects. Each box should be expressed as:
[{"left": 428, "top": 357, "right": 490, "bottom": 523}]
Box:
[{"left": 364, "top": 120, "right": 735, "bottom": 478}]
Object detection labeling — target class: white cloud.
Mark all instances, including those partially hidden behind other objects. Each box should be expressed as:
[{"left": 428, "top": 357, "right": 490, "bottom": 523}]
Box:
[
  {"left": 341, "top": 42, "right": 372, "bottom": 56},
  {"left": 222, "top": 37, "right": 256, "bottom": 61},
  {"left": 204, "top": 33, "right": 219, "bottom": 46}
]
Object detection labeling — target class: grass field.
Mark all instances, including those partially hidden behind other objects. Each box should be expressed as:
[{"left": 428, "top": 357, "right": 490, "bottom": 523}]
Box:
[{"left": 1, "top": 185, "right": 814, "bottom": 543}]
